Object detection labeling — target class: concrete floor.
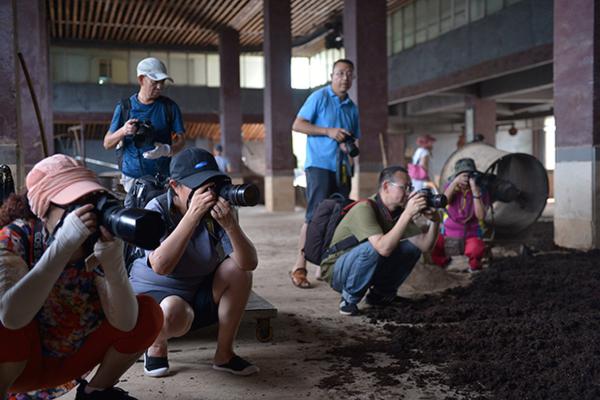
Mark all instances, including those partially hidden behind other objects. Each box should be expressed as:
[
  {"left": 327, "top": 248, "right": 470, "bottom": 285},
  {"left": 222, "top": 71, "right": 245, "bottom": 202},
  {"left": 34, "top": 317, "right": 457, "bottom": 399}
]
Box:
[{"left": 61, "top": 206, "right": 498, "bottom": 400}]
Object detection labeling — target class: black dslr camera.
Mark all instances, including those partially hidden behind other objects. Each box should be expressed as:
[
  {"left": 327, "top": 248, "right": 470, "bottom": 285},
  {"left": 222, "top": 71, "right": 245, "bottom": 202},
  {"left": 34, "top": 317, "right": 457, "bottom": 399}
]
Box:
[
  {"left": 469, "top": 171, "right": 495, "bottom": 189},
  {"left": 192, "top": 176, "right": 260, "bottom": 207},
  {"left": 132, "top": 120, "right": 156, "bottom": 148},
  {"left": 87, "top": 194, "right": 165, "bottom": 250},
  {"left": 417, "top": 188, "right": 448, "bottom": 209},
  {"left": 343, "top": 135, "right": 360, "bottom": 157}
]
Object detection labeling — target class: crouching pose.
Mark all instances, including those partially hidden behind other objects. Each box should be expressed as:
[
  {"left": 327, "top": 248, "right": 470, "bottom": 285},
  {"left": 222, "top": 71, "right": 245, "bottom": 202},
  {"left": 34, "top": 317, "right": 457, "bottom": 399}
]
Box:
[
  {"left": 431, "top": 158, "right": 490, "bottom": 272},
  {"left": 129, "top": 148, "right": 259, "bottom": 377},
  {"left": 320, "top": 166, "right": 442, "bottom": 316},
  {"left": 0, "top": 155, "right": 163, "bottom": 400}
]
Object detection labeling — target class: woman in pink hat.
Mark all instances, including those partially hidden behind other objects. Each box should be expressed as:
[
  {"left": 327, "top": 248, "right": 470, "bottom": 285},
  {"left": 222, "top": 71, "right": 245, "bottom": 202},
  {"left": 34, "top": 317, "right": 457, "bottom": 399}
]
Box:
[
  {"left": 409, "top": 134, "right": 436, "bottom": 191},
  {"left": 0, "top": 154, "right": 163, "bottom": 400}
]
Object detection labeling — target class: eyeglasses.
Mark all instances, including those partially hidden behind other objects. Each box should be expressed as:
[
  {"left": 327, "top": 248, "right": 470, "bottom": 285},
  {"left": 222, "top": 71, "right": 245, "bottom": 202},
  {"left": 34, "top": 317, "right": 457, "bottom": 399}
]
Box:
[
  {"left": 332, "top": 71, "right": 355, "bottom": 80},
  {"left": 146, "top": 77, "right": 168, "bottom": 87},
  {"left": 389, "top": 181, "right": 413, "bottom": 192}
]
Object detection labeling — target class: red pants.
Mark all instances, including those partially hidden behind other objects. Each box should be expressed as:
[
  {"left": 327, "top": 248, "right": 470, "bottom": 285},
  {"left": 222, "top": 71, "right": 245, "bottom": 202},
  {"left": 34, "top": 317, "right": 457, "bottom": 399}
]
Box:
[
  {"left": 1, "top": 295, "right": 163, "bottom": 393},
  {"left": 431, "top": 235, "right": 486, "bottom": 270}
]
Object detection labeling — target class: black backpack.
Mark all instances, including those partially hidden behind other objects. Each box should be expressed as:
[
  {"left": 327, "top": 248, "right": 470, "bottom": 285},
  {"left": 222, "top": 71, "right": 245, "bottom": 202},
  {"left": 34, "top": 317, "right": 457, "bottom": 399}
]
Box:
[
  {"left": 116, "top": 96, "right": 175, "bottom": 170},
  {"left": 0, "top": 164, "right": 15, "bottom": 207},
  {"left": 123, "top": 175, "right": 175, "bottom": 270},
  {"left": 303, "top": 193, "right": 376, "bottom": 265}
]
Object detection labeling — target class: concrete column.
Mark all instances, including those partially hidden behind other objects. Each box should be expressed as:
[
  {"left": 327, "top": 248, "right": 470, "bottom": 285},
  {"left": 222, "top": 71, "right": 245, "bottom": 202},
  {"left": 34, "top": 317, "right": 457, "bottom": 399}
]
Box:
[
  {"left": 344, "top": 0, "right": 387, "bottom": 198},
  {"left": 219, "top": 28, "right": 242, "bottom": 176},
  {"left": 466, "top": 97, "right": 496, "bottom": 145},
  {"left": 263, "top": 0, "right": 294, "bottom": 211},
  {"left": 553, "top": 0, "right": 600, "bottom": 249}
]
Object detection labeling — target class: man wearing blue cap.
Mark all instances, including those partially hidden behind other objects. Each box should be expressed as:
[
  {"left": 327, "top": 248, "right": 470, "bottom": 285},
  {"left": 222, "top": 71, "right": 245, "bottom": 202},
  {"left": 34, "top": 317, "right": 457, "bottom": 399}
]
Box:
[{"left": 129, "top": 148, "right": 259, "bottom": 378}]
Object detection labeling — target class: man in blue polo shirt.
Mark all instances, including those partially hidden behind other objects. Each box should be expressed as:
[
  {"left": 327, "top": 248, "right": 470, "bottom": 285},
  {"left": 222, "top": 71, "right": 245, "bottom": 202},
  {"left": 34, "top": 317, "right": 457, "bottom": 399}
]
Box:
[
  {"left": 103, "top": 57, "right": 186, "bottom": 193},
  {"left": 290, "top": 59, "right": 361, "bottom": 288}
]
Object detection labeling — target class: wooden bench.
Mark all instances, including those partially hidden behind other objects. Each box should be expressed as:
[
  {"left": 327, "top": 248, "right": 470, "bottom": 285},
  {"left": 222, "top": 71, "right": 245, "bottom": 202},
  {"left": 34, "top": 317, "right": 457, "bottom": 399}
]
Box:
[{"left": 243, "top": 290, "right": 277, "bottom": 342}]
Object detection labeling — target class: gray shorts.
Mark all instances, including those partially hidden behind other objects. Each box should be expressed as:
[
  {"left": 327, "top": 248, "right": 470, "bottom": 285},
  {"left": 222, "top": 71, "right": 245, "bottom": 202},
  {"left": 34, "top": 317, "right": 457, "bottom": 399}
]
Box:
[{"left": 143, "top": 274, "right": 219, "bottom": 330}]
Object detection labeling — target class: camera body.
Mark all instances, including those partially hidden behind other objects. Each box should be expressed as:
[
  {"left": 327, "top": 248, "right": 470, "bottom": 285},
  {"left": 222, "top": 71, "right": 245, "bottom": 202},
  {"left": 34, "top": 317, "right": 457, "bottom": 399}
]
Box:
[
  {"left": 468, "top": 171, "right": 495, "bottom": 189},
  {"left": 93, "top": 194, "right": 165, "bottom": 249},
  {"left": 417, "top": 188, "right": 448, "bottom": 209},
  {"left": 132, "top": 120, "right": 155, "bottom": 148},
  {"left": 343, "top": 135, "right": 360, "bottom": 158}
]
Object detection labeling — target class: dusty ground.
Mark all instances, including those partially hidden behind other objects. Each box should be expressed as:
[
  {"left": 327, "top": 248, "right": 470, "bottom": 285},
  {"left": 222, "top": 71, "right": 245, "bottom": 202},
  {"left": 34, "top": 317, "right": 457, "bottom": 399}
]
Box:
[{"left": 59, "top": 203, "right": 563, "bottom": 400}]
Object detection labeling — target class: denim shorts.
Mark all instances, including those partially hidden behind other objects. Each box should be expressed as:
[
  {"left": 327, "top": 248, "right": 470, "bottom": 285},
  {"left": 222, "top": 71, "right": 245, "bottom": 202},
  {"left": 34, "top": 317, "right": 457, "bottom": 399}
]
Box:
[{"left": 143, "top": 274, "right": 219, "bottom": 331}]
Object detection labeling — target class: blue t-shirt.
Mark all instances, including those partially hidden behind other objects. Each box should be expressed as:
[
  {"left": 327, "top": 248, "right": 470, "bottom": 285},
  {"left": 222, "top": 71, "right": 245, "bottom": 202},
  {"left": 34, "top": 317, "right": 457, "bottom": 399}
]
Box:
[
  {"left": 297, "top": 85, "right": 360, "bottom": 172},
  {"left": 109, "top": 94, "right": 185, "bottom": 178},
  {"left": 129, "top": 196, "right": 233, "bottom": 303}
]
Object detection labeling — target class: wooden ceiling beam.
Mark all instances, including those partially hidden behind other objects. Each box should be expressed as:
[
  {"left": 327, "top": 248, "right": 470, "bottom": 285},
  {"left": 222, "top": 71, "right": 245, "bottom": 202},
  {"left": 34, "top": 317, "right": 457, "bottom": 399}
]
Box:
[
  {"left": 123, "top": 0, "right": 144, "bottom": 42},
  {"left": 151, "top": 0, "right": 182, "bottom": 44},
  {"left": 57, "top": 0, "right": 63, "bottom": 38},
  {"left": 133, "top": 0, "right": 159, "bottom": 42},
  {"left": 185, "top": 0, "right": 224, "bottom": 46},
  {"left": 113, "top": 0, "right": 133, "bottom": 41},
  {"left": 145, "top": 0, "right": 170, "bottom": 44},
  {"left": 102, "top": 0, "right": 119, "bottom": 41},
  {"left": 46, "top": 0, "right": 389, "bottom": 50},
  {"left": 48, "top": 0, "right": 57, "bottom": 37},
  {"left": 229, "top": 0, "right": 262, "bottom": 31},
  {"left": 164, "top": 0, "right": 210, "bottom": 45}
]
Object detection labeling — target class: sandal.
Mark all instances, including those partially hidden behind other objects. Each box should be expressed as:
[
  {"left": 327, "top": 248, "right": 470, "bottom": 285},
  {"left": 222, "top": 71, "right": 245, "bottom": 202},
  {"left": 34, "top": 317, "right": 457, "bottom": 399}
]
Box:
[{"left": 290, "top": 268, "right": 312, "bottom": 288}]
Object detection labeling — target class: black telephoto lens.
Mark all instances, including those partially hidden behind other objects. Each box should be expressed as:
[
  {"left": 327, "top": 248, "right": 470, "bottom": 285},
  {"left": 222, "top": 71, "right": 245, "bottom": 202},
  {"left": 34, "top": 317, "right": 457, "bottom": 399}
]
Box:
[
  {"left": 96, "top": 195, "right": 165, "bottom": 249},
  {"left": 218, "top": 183, "right": 260, "bottom": 207}
]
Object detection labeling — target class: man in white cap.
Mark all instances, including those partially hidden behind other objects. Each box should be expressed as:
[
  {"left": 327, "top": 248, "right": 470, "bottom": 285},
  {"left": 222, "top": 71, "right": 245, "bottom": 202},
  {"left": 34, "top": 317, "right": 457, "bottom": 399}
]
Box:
[{"left": 103, "top": 57, "right": 186, "bottom": 193}]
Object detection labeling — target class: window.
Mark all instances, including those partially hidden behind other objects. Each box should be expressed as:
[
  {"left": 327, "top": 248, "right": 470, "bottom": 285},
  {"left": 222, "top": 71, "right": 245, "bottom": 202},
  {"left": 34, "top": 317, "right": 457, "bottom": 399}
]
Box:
[
  {"left": 415, "top": 0, "right": 428, "bottom": 44},
  {"left": 454, "top": 0, "right": 468, "bottom": 28},
  {"left": 129, "top": 51, "right": 149, "bottom": 83},
  {"left": 392, "top": 9, "right": 403, "bottom": 53},
  {"left": 426, "top": 0, "right": 440, "bottom": 40},
  {"left": 66, "top": 54, "right": 90, "bottom": 83},
  {"left": 440, "top": 0, "right": 452, "bottom": 33},
  {"left": 387, "top": 15, "right": 392, "bottom": 55},
  {"left": 169, "top": 52, "right": 189, "bottom": 85},
  {"left": 470, "top": 0, "right": 485, "bottom": 21},
  {"left": 98, "top": 59, "right": 112, "bottom": 81},
  {"left": 111, "top": 59, "right": 128, "bottom": 84},
  {"left": 403, "top": 3, "right": 415, "bottom": 49},
  {"left": 241, "top": 54, "right": 264, "bottom": 88},
  {"left": 291, "top": 57, "right": 310, "bottom": 89},
  {"left": 188, "top": 53, "right": 207, "bottom": 86},
  {"left": 206, "top": 54, "right": 220, "bottom": 87},
  {"left": 486, "top": 0, "right": 504, "bottom": 15}
]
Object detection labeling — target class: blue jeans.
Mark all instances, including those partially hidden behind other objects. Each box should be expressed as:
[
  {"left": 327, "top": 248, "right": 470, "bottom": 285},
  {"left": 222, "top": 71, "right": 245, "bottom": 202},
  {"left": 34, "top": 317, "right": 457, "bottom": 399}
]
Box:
[{"left": 331, "top": 240, "right": 421, "bottom": 305}]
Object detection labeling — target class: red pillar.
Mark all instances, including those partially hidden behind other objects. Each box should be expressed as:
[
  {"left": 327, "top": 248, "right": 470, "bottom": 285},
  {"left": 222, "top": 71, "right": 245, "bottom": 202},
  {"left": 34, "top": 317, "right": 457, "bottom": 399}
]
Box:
[
  {"left": 263, "top": 0, "right": 294, "bottom": 211},
  {"left": 219, "top": 27, "right": 242, "bottom": 175},
  {"left": 343, "top": 0, "right": 388, "bottom": 197},
  {"left": 466, "top": 97, "right": 496, "bottom": 146},
  {"left": 0, "top": 0, "right": 52, "bottom": 188},
  {"left": 553, "top": 0, "right": 600, "bottom": 249}
]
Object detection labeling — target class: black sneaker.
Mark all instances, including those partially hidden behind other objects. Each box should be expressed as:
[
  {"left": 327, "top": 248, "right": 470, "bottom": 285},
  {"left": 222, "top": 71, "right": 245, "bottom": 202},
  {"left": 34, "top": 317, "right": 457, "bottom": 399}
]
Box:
[
  {"left": 75, "top": 380, "right": 137, "bottom": 400},
  {"left": 144, "top": 351, "right": 170, "bottom": 377},
  {"left": 339, "top": 298, "right": 359, "bottom": 316},
  {"left": 212, "top": 355, "right": 260, "bottom": 376}
]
